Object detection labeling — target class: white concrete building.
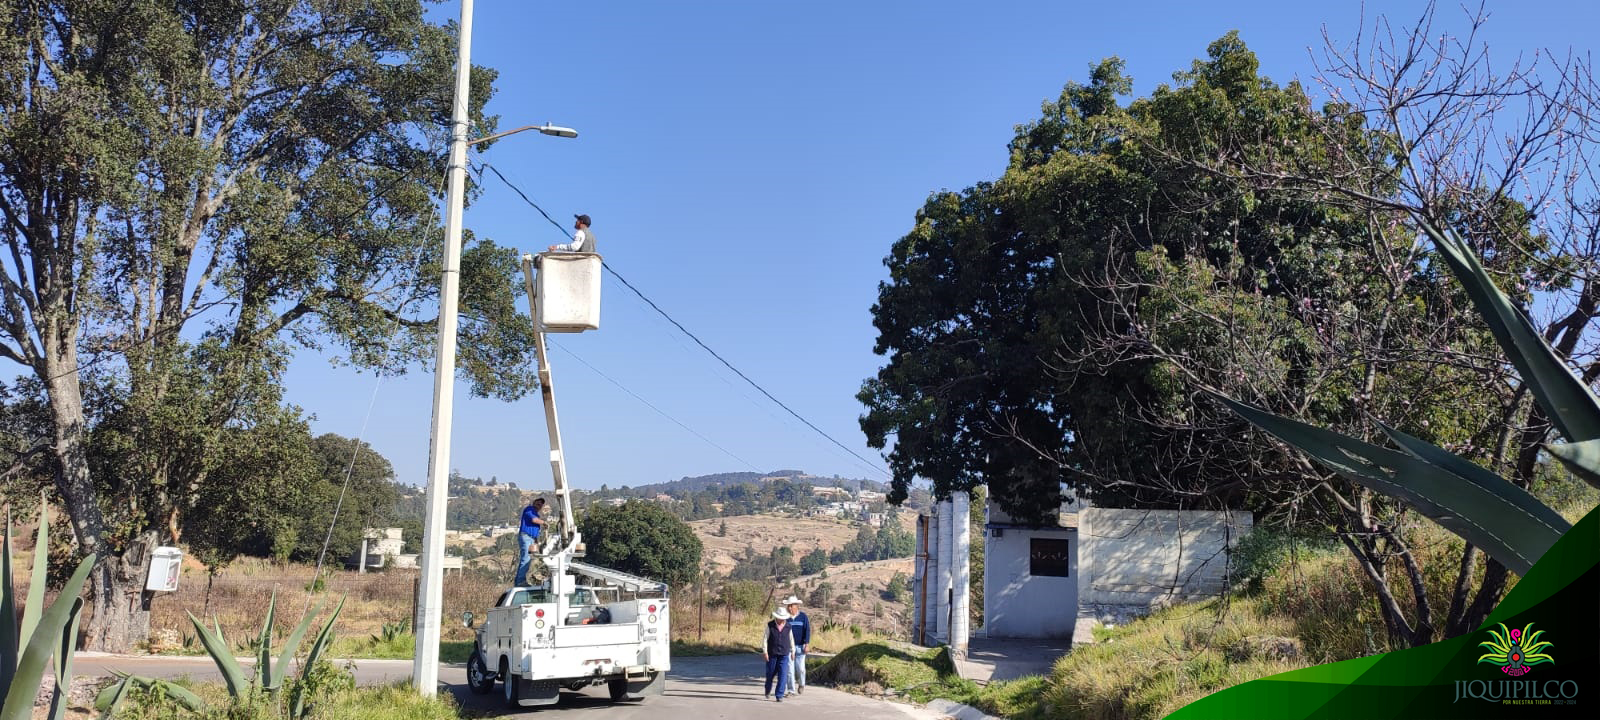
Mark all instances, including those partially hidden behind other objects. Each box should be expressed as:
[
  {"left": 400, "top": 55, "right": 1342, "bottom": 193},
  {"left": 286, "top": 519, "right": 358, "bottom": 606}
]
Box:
[{"left": 914, "top": 488, "right": 1252, "bottom": 645}]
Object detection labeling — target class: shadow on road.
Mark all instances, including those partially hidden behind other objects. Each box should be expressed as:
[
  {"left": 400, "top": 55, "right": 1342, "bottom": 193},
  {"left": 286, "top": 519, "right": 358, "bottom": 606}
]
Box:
[{"left": 442, "top": 659, "right": 773, "bottom": 714}]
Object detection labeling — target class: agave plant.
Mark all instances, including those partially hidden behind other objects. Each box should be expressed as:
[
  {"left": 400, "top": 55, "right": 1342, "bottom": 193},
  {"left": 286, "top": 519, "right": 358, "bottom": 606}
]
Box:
[
  {"left": 372, "top": 618, "right": 410, "bottom": 645},
  {"left": 1477, "top": 622, "right": 1554, "bottom": 676},
  {"left": 1221, "top": 220, "right": 1593, "bottom": 575},
  {"left": 96, "top": 591, "right": 346, "bottom": 719},
  {"left": 0, "top": 500, "right": 96, "bottom": 720}
]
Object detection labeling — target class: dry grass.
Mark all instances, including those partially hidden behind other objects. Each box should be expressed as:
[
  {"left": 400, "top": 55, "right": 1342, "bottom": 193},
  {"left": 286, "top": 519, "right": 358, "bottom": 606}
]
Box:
[{"left": 145, "top": 558, "right": 499, "bottom": 654}]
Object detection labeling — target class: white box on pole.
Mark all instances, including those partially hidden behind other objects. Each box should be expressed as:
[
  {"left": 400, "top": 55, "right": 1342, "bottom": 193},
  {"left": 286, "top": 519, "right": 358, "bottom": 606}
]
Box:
[
  {"left": 146, "top": 546, "right": 184, "bottom": 592},
  {"left": 537, "top": 253, "right": 601, "bottom": 332}
]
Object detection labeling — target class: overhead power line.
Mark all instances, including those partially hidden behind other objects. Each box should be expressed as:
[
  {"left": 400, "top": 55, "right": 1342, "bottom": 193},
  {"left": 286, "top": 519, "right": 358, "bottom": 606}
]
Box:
[
  {"left": 547, "top": 337, "right": 763, "bottom": 474},
  {"left": 476, "top": 161, "right": 890, "bottom": 479}
]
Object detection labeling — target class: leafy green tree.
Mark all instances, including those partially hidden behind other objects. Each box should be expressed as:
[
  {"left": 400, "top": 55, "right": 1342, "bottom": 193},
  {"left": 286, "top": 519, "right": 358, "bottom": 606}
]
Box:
[
  {"left": 0, "top": 1, "right": 531, "bottom": 651},
  {"left": 859, "top": 29, "right": 1583, "bottom": 648},
  {"left": 715, "top": 579, "right": 767, "bottom": 614},
  {"left": 770, "top": 545, "right": 799, "bottom": 578},
  {"left": 287, "top": 434, "right": 400, "bottom": 565},
  {"left": 883, "top": 572, "right": 908, "bottom": 602},
  {"left": 872, "top": 520, "right": 914, "bottom": 560},
  {"left": 799, "top": 547, "right": 828, "bottom": 575},
  {"left": 578, "top": 500, "right": 703, "bottom": 588}
]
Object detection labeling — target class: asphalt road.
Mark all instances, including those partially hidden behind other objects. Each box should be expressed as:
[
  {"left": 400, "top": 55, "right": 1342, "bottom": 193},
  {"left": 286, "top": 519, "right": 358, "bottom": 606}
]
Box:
[{"left": 71, "top": 653, "right": 941, "bottom": 719}]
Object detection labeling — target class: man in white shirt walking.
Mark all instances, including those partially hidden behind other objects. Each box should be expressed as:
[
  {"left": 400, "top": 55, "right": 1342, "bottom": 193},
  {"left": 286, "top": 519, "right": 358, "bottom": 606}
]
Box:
[{"left": 549, "top": 214, "right": 597, "bottom": 253}]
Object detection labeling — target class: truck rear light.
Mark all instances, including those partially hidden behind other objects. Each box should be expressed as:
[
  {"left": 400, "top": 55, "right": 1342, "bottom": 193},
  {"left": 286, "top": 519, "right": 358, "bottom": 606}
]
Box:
[
  {"left": 648, "top": 615, "right": 657, "bottom": 623},
  {"left": 535, "top": 609, "right": 545, "bottom": 618},
  {"left": 648, "top": 605, "right": 657, "bottom": 613},
  {"left": 536, "top": 620, "right": 545, "bottom": 629}
]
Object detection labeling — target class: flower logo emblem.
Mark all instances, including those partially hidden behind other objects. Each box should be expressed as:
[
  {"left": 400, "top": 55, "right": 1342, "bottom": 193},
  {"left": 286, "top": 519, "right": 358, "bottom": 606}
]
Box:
[{"left": 1477, "top": 622, "right": 1553, "bottom": 677}]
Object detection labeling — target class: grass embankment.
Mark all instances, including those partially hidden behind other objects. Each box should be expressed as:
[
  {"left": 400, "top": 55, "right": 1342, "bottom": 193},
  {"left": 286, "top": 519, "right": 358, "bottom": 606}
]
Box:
[{"left": 809, "top": 643, "right": 975, "bottom": 703}]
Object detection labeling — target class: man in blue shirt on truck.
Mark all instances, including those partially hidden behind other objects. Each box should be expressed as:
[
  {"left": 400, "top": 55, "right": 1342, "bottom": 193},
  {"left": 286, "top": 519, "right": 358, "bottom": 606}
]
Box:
[{"left": 514, "top": 498, "right": 546, "bottom": 586}]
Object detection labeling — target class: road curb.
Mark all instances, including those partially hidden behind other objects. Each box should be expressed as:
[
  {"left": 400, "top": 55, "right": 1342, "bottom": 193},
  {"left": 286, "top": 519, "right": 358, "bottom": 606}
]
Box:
[{"left": 925, "top": 698, "right": 1003, "bottom": 720}]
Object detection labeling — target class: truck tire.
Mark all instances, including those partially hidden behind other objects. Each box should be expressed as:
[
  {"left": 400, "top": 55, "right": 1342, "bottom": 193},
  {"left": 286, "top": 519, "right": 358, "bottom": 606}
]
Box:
[
  {"left": 466, "top": 649, "right": 494, "bottom": 695},
  {"left": 608, "top": 677, "right": 628, "bottom": 702},
  {"left": 501, "top": 658, "right": 520, "bottom": 708}
]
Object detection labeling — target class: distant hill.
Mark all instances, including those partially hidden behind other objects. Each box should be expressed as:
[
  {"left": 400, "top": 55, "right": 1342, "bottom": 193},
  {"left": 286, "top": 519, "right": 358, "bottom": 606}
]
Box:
[{"left": 601, "top": 470, "right": 886, "bottom": 498}]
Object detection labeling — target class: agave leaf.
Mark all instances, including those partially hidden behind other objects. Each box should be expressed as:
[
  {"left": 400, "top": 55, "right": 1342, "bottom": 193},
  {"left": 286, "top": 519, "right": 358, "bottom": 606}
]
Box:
[
  {"left": 257, "top": 590, "right": 277, "bottom": 689},
  {"left": 1218, "top": 396, "right": 1561, "bottom": 575},
  {"left": 139, "top": 678, "right": 207, "bottom": 713},
  {"left": 1381, "top": 424, "right": 1571, "bottom": 536},
  {"left": 292, "top": 596, "right": 346, "bottom": 718},
  {"left": 20, "top": 496, "right": 49, "bottom": 650},
  {"left": 1543, "top": 439, "right": 1600, "bottom": 490},
  {"left": 94, "top": 675, "right": 206, "bottom": 716},
  {"left": 187, "top": 611, "right": 248, "bottom": 699},
  {"left": 302, "top": 596, "right": 346, "bottom": 672},
  {"left": 1, "top": 516, "right": 17, "bottom": 691},
  {"left": 0, "top": 554, "right": 94, "bottom": 720},
  {"left": 47, "top": 596, "right": 83, "bottom": 720},
  {"left": 94, "top": 676, "right": 131, "bottom": 719},
  {"left": 1421, "top": 220, "right": 1600, "bottom": 449},
  {"left": 273, "top": 599, "right": 325, "bottom": 690}
]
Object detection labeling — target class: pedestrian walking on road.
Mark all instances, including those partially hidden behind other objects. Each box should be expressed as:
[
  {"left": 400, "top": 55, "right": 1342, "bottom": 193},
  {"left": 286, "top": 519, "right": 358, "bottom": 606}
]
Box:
[
  {"left": 762, "top": 607, "right": 794, "bottom": 702},
  {"left": 514, "top": 498, "right": 546, "bottom": 586},
  {"left": 782, "top": 595, "right": 810, "bottom": 695}
]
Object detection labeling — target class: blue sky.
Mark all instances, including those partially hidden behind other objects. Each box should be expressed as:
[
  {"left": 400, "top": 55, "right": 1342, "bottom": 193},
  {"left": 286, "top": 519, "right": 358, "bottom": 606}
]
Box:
[{"left": 279, "top": 0, "right": 1600, "bottom": 490}]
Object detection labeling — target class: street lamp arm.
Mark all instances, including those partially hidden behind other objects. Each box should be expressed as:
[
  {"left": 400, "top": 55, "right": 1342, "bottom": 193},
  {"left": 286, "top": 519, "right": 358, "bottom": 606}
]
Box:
[{"left": 469, "top": 123, "right": 579, "bottom": 146}]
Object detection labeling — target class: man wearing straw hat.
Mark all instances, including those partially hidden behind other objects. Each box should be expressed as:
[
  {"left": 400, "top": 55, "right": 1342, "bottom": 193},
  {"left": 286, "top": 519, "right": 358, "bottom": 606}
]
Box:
[
  {"left": 762, "top": 606, "right": 795, "bottom": 702},
  {"left": 782, "top": 595, "right": 811, "bottom": 695}
]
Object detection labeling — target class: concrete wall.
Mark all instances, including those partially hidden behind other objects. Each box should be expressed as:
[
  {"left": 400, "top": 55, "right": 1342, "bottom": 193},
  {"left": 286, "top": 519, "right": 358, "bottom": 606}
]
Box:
[
  {"left": 1078, "top": 508, "right": 1251, "bottom": 607},
  {"left": 982, "top": 526, "right": 1078, "bottom": 639}
]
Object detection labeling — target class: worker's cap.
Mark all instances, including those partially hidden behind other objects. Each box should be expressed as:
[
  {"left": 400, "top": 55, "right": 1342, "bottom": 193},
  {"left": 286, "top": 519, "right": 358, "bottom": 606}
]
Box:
[
  {"left": 781, "top": 595, "right": 803, "bottom": 606},
  {"left": 574, "top": 213, "right": 591, "bottom": 226},
  {"left": 772, "top": 607, "right": 791, "bottom": 620}
]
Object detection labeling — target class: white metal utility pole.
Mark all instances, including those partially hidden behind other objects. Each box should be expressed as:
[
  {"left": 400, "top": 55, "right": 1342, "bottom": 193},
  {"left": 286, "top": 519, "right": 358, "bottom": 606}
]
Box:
[{"left": 413, "top": 0, "right": 474, "bottom": 696}]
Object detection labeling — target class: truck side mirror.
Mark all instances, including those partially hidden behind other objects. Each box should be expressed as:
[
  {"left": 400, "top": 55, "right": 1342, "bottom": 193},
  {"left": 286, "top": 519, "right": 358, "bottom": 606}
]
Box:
[{"left": 461, "top": 611, "right": 475, "bottom": 628}]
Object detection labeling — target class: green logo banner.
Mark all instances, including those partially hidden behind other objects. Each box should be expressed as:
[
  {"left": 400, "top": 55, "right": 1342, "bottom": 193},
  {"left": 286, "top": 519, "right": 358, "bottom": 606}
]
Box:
[{"left": 1168, "top": 507, "right": 1599, "bottom": 719}]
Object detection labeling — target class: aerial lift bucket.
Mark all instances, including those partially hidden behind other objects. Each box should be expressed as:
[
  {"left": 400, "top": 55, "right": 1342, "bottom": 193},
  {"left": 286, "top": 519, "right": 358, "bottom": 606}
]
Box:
[{"left": 529, "top": 252, "right": 601, "bottom": 332}]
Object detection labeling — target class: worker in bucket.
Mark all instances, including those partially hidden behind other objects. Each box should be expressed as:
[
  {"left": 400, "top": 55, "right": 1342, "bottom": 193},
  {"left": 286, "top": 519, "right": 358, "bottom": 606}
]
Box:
[
  {"left": 548, "top": 214, "right": 597, "bottom": 253},
  {"left": 782, "top": 595, "right": 810, "bottom": 695},
  {"left": 762, "top": 606, "right": 794, "bottom": 702},
  {"left": 514, "top": 497, "right": 546, "bottom": 586}
]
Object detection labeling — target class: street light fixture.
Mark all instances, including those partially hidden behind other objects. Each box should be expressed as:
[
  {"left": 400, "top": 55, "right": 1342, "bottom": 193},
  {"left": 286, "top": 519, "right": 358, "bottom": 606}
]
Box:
[{"left": 469, "top": 122, "right": 580, "bottom": 146}]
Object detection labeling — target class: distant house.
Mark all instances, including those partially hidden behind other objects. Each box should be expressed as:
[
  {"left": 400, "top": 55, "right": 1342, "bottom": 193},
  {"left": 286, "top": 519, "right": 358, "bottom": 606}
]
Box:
[
  {"left": 861, "top": 511, "right": 886, "bottom": 528},
  {"left": 483, "top": 525, "right": 517, "bottom": 538},
  {"left": 602, "top": 497, "right": 627, "bottom": 507},
  {"left": 811, "top": 486, "right": 851, "bottom": 500},
  {"left": 857, "top": 490, "right": 886, "bottom": 503},
  {"left": 347, "top": 527, "right": 404, "bottom": 570}
]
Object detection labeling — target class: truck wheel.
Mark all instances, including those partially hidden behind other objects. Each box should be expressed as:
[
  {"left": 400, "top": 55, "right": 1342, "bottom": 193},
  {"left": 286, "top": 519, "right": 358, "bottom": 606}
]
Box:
[
  {"left": 466, "top": 650, "right": 494, "bottom": 695},
  {"left": 607, "top": 677, "right": 628, "bottom": 702},
  {"left": 501, "top": 658, "right": 520, "bottom": 707}
]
